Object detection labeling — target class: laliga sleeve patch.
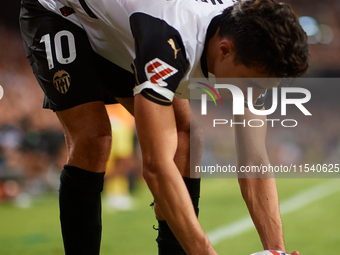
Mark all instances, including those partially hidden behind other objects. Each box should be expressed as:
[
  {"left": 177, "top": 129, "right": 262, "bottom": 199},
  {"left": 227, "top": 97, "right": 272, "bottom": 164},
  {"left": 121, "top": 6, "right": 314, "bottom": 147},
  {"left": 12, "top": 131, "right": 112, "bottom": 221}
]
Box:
[{"left": 145, "top": 58, "right": 178, "bottom": 87}]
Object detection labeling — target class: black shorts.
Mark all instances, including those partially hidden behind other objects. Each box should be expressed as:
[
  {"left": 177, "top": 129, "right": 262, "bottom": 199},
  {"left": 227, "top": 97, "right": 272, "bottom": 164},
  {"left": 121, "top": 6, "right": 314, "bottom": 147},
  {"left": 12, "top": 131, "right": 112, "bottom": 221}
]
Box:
[{"left": 19, "top": 0, "right": 135, "bottom": 111}]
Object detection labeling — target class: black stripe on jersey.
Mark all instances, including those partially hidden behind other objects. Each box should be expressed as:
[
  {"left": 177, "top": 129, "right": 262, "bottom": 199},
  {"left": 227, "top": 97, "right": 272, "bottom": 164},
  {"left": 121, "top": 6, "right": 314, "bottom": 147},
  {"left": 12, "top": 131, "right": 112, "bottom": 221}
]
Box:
[
  {"left": 141, "top": 89, "right": 172, "bottom": 106},
  {"left": 79, "top": 0, "right": 98, "bottom": 19},
  {"left": 197, "top": 0, "right": 224, "bottom": 5}
]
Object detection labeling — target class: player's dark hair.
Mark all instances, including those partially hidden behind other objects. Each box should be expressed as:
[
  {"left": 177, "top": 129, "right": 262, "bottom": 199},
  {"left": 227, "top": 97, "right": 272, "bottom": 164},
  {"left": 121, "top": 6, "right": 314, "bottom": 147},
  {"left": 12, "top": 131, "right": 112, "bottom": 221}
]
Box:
[{"left": 219, "top": 0, "right": 309, "bottom": 77}]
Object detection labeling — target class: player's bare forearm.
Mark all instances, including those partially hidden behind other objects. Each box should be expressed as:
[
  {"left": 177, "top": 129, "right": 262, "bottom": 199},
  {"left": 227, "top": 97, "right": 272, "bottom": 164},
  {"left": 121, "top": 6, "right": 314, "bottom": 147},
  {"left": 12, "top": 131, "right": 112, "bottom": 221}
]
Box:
[
  {"left": 234, "top": 108, "right": 286, "bottom": 252},
  {"left": 134, "top": 94, "right": 216, "bottom": 255},
  {"left": 238, "top": 177, "right": 285, "bottom": 251}
]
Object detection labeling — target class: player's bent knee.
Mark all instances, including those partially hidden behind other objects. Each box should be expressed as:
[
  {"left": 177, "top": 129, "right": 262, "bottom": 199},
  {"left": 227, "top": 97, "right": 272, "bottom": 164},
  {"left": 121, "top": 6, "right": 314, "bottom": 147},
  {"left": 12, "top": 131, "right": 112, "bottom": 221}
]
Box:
[
  {"left": 77, "top": 131, "right": 111, "bottom": 155},
  {"left": 56, "top": 102, "right": 113, "bottom": 172},
  {"left": 66, "top": 130, "right": 112, "bottom": 172},
  {"left": 83, "top": 131, "right": 112, "bottom": 153}
]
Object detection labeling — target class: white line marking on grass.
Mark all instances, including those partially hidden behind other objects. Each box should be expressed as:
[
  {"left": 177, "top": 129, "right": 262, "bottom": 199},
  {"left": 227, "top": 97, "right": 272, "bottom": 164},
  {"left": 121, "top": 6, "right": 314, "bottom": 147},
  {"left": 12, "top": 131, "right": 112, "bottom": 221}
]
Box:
[{"left": 207, "top": 179, "right": 340, "bottom": 245}]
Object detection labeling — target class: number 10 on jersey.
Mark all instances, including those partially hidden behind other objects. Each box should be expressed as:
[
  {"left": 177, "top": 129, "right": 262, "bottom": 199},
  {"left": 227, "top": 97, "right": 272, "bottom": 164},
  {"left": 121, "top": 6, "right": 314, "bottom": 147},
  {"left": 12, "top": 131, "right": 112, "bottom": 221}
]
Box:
[{"left": 40, "top": 30, "right": 76, "bottom": 70}]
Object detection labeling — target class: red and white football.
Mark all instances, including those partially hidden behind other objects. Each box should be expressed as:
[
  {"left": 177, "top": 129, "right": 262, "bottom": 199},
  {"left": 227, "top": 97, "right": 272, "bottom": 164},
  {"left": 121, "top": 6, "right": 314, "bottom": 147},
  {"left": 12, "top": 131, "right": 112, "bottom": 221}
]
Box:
[{"left": 250, "top": 250, "right": 288, "bottom": 255}]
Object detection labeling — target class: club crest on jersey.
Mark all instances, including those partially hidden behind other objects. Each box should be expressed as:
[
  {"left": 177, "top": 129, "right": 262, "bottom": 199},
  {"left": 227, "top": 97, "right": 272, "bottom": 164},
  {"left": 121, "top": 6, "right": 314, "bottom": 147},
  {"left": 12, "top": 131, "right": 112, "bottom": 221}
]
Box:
[
  {"left": 145, "top": 58, "right": 178, "bottom": 87},
  {"left": 53, "top": 70, "right": 71, "bottom": 94}
]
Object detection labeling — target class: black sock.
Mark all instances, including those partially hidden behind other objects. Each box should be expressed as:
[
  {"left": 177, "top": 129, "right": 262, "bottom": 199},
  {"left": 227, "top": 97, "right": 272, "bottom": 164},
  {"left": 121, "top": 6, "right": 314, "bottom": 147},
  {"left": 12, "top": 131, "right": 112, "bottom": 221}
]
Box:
[
  {"left": 156, "top": 177, "right": 201, "bottom": 255},
  {"left": 183, "top": 177, "right": 201, "bottom": 217},
  {"left": 59, "top": 165, "right": 105, "bottom": 255}
]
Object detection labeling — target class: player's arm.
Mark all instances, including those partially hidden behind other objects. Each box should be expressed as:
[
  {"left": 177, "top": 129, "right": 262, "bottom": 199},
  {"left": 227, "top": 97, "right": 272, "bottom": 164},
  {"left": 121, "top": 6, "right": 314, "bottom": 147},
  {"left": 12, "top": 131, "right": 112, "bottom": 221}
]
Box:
[
  {"left": 134, "top": 94, "right": 215, "bottom": 255},
  {"left": 234, "top": 107, "right": 286, "bottom": 252},
  {"left": 130, "top": 13, "right": 216, "bottom": 255}
]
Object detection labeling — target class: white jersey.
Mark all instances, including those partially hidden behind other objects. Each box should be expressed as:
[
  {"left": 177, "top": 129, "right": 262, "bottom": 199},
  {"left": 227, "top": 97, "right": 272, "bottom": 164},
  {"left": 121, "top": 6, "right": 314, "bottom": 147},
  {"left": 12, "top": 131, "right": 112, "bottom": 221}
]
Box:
[{"left": 38, "top": 0, "right": 234, "bottom": 102}]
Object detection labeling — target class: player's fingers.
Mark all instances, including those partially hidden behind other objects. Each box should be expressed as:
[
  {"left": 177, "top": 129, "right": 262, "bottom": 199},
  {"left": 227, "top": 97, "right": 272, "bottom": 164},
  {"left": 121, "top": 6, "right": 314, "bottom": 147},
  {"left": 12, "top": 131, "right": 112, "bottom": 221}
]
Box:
[{"left": 291, "top": 251, "right": 300, "bottom": 255}]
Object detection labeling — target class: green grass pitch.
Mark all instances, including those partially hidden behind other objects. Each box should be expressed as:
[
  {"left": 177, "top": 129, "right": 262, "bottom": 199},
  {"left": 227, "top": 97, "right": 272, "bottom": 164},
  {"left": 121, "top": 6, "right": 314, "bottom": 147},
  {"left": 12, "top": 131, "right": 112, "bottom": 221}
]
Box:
[{"left": 0, "top": 178, "right": 339, "bottom": 254}]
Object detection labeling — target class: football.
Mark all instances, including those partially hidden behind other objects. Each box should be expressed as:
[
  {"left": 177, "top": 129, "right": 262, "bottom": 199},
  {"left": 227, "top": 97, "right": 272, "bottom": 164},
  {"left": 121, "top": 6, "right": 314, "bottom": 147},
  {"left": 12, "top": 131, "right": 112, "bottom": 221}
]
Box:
[{"left": 250, "top": 251, "right": 288, "bottom": 255}]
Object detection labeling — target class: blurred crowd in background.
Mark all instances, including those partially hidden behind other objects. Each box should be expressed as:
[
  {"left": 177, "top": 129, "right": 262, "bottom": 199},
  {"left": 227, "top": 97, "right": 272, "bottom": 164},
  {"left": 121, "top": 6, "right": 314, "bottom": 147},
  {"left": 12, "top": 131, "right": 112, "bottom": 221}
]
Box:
[
  {"left": 0, "top": 0, "right": 339, "bottom": 206},
  {"left": 285, "top": 0, "right": 340, "bottom": 72}
]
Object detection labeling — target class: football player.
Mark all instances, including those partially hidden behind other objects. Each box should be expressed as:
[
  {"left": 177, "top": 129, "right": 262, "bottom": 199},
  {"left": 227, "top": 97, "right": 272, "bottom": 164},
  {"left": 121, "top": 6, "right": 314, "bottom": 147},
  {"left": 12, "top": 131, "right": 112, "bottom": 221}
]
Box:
[{"left": 19, "top": 0, "right": 308, "bottom": 254}]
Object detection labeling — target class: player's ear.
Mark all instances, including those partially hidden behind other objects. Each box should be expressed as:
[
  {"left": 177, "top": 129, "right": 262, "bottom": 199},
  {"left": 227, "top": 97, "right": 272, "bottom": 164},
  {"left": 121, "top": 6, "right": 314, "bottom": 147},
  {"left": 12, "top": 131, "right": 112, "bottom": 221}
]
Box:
[{"left": 218, "top": 38, "right": 235, "bottom": 59}]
